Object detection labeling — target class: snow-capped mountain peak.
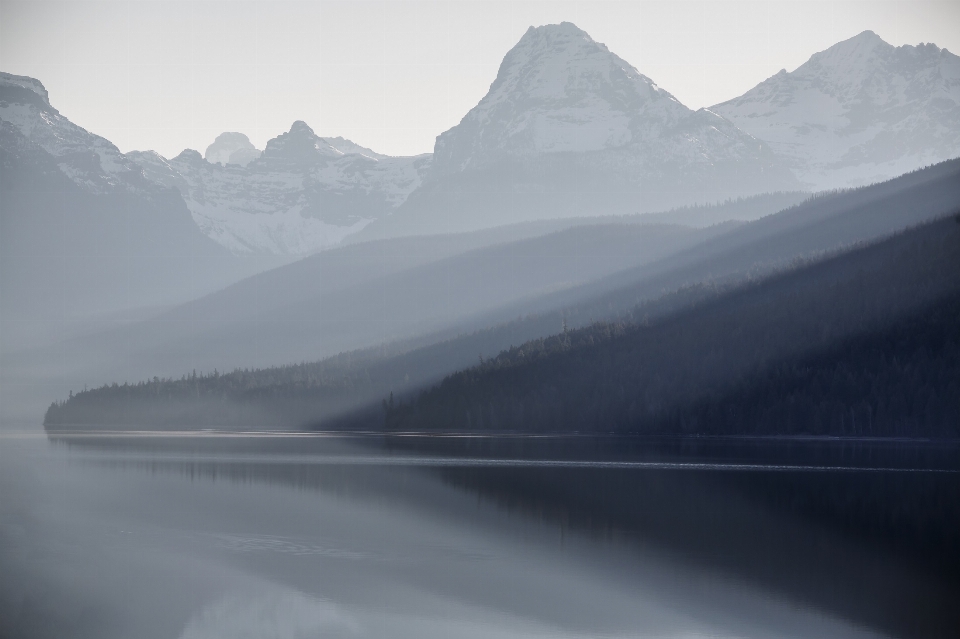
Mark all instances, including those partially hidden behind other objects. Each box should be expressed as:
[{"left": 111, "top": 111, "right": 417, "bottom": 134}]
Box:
[
  {"left": 816, "top": 29, "right": 885, "bottom": 59},
  {"left": 487, "top": 22, "right": 675, "bottom": 108},
  {"left": 433, "top": 22, "right": 692, "bottom": 174},
  {"left": 712, "top": 31, "right": 960, "bottom": 189},
  {"left": 369, "top": 22, "right": 800, "bottom": 239}
]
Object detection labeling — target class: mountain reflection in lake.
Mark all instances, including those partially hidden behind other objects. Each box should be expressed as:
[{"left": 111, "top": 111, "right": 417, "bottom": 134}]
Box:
[{"left": 1, "top": 432, "right": 958, "bottom": 639}]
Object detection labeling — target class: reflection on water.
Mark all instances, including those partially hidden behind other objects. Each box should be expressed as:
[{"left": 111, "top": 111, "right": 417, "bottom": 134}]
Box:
[
  {"left": 2, "top": 431, "right": 958, "bottom": 639},
  {"left": 179, "top": 589, "right": 360, "bottom": 639}
]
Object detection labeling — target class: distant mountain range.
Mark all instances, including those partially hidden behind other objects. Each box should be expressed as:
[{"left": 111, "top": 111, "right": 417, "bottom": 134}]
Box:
[
  {"left": 3, "top": 24, "right": 958, "bottom": 259},
  {"left": 129, "top": 122, "right": 430, "bottom": 254}
]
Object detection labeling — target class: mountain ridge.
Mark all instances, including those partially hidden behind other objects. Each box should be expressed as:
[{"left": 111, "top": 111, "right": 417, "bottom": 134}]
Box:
[
  {"left": 712, "top": 30, "right": 960, "bottom": 189},
  {"left": 4, "top": 24, "right": 958, "bottom": 255},
  {"left": 130, "top": 121, "right": 431, "bottom": 254}
]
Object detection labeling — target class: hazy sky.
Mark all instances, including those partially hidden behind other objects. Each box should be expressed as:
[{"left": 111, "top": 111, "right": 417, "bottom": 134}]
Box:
[{"left": 2, "top": 1, "right": 959, "bottom": 158}]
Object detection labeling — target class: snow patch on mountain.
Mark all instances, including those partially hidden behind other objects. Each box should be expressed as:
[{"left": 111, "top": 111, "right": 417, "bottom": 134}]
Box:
[
  {"left": 187, "top": 198, "right": 373, "bottom": 255},
  {"left": 712, "top": 31, "right": 960, "bottom": 189},
  {"left": 130, "top": 122, "right": 431, "bottom": 255}
]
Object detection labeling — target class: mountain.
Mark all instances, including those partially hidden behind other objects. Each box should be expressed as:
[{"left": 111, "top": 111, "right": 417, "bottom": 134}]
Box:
[
  {"left": 0, "top": 72, "right": 277, "bottom": 351},
  {"left": 7, "top": 28, "right": 955, "bottom": 262},
  {"left": 0, "top": 72, "right": 154, "bottom": 195},
  {"left": 712, "top": 31, "right": 960, "bottom": 190},
  {"left": 204, "top": 132, "right": 261, "bottom": 166},
  {"left": 129, "top": 122, "right": 432, "bottom": 255},
  {"left": 359, "top": 22, "right": 800, "bottom": 239}
]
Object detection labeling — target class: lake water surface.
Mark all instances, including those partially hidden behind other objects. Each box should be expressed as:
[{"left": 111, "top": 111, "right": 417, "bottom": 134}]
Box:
[{"left": 1, "top": 429, "right": 958, "bottom": 639}]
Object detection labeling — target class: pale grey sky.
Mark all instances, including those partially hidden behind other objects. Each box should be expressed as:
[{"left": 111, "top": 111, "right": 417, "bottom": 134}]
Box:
[{"left": 2, "top": 0, "right": 959, "bottom": 158}]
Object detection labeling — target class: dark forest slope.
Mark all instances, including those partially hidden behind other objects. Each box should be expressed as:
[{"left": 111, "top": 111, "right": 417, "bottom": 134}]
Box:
[{"left": 384, "top": 215, "right": 960, "bottom": 437}]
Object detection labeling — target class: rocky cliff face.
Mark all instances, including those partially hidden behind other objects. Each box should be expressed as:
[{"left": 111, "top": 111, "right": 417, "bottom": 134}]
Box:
[{"left": 0, "top": 71, "right": 154, "bottom": 195}]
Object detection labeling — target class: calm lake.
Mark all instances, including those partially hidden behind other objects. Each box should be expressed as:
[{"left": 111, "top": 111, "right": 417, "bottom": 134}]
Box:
[{"left": 1, "top": 429, "right": 958, "bottom": 639}]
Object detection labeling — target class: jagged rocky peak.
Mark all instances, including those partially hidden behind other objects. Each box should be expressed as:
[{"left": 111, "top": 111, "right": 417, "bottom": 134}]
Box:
[
  {"left": 711, "top": 30, "right": 960, "bottom": 190},
  {"left": 260, "top": 120, "right": 344, "bottom": 166},
  {"left": 432, "top": 22, "right": 688, "bottom": 174},
  {"left": 204, "top": 132, "right": 261, "bottom": 166},
  {"left": 257, "top": 120, "right": 393, "bottom": 168}
]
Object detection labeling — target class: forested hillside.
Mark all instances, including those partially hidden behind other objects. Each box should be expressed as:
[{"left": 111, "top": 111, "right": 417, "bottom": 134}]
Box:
[{"left": 384, "top": 215, "right": 960, "bottom": 437}]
